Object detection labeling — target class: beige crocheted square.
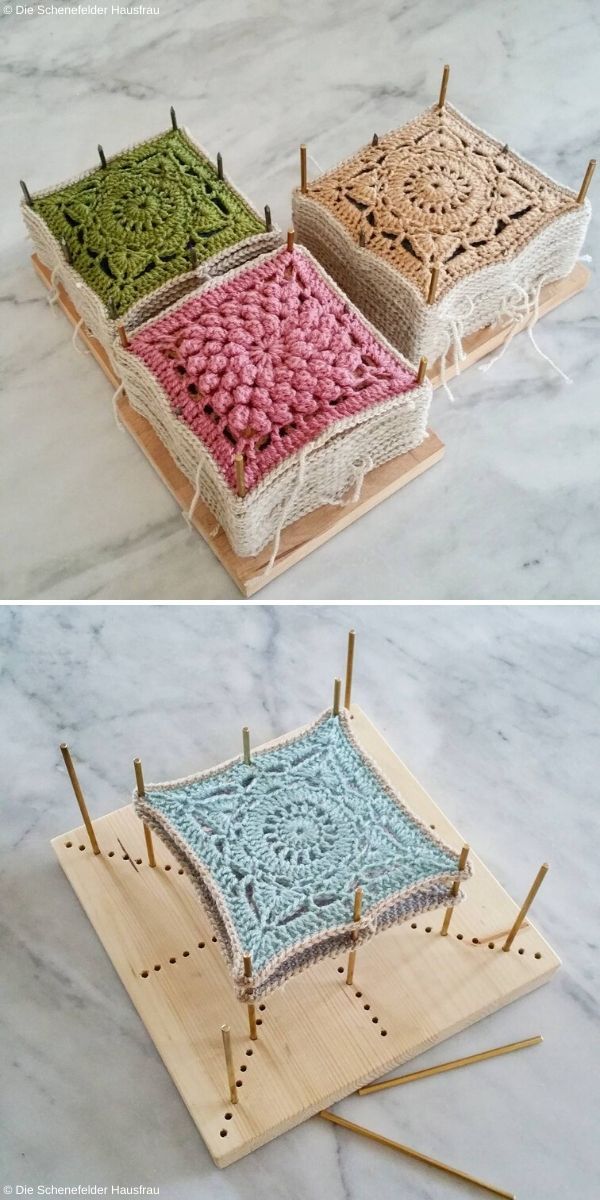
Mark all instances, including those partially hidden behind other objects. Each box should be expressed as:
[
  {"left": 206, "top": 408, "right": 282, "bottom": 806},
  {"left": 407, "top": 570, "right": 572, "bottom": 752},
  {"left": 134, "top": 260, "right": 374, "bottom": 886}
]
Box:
[{"left": 293, "top": 104, "right": 591, "bottom": 364}]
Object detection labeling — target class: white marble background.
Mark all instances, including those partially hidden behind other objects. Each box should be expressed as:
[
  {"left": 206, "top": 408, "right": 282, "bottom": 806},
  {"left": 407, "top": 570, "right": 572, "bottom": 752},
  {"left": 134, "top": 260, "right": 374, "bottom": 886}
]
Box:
[
  {"left": 0, "top": 0, "right": 598, "bottom": 600},
  {"left": 1, "top": 604, "right": 598, "bottom": 1197}
]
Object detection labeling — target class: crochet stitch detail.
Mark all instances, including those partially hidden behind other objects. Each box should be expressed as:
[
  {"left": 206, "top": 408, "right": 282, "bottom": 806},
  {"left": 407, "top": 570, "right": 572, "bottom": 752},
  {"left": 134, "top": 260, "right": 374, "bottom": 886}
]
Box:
[
  {"left": 31, "top": 130, "right": 265, "bottom": 317},
  {"left": 133, "top": 710, "right": 470, "bottom": 1000},
  {"left": 128, "top": 245, "right": 417, "bottom": 491},
  {"left": 304, "top": 104, "right": 581, "bottom": 301}
]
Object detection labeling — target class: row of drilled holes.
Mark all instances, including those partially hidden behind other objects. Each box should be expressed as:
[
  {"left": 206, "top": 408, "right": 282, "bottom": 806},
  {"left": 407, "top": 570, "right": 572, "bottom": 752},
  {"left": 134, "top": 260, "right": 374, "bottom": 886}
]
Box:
[
  {"left": 408, "top": 921, "right": 542, "bottom": 958},
  {"left": 140, "top": 935, "right": 217, "bottom": 977},
  {"left": 219, "top": 1001, "right": 268, "bottom": 1137},
  {"left": 336, "top": 966, "right": 388, "bottom": 1037}
]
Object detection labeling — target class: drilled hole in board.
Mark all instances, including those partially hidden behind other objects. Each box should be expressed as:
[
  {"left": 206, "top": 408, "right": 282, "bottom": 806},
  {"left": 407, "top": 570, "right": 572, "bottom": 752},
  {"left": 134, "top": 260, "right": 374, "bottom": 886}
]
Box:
[
  {"left": 165, "top": 864, "right": 171, "bottom": 871},
  {"left": 198, "top": 942, "right": 205, "bottom": 949},
  {"left": 410, "top": 923, "right": 417, "bottom": 929},
  {"left": 472, "top": 938, "right": 479, "bottom": 944},
  {"left": 182, "top": 950, "right": 190, "bottom": 957},
  {"left": 258, "top": 1003, "right": 266, "bottom": 1011},
  {"left": 518, "top": 948, "right": 525, "bottom": 955},
  {"left": 240, "top": 1065, "right": 247, "bottom": 1072},
  {"left": 169, "top": 957, "right": 176, "bottom": 964},
  {"left": 429, "top": 824, "right": 436, "bottom": 829},
  {"left": 425, "top": 926, "right": 432, "bottom": 933},
  {"left": 178, "top": 868, "right": 184, "bottom": 875},
  {"left": 456, "top": 933, "right": 464, "bottom": 940},
  {"left": 212, "top": 936, "right": 218, "bottom": 943},
  {"left": 372, "top": 1016, "right": 379, "bottom": 1024},
  {"left": 79, "top": 845, "right": 85, "bottom": 851},
  {"left": 122, "top": 854, "right": 128, "bottom": 861},
  {"left": 235, "top": 1080, "right": 242, "bottom": 1088},
  {"left": 108, "top": 850, "right": 115, "bottom": 857},
  {"left": 488, "top": 943, "right": 495, "bottom": 949},
  {"left": 363, "top": 1004, "right": 370, "bottom": 1011},
  {"left": 154, "top": 964, "right": 161, "bottom": 972},
  {"left": 337, "top": 966, "right": 344, "bottom": 974},
  {"left": 256, "top": 1018, "right": 263, "bottom": 1026},
  {"left": 65, "top": 841, "right": 72, "bottom": 848},
  {"left": 224, "top": 1112, "right": 233, "bottom": 1120},
  {"left": 219, "top": 1130, "right": 227, "bottom": 1138},
  {"left": 136, "top": 859, "right": 142, "bottom": 865},
  {"left": 246, "top": 1049, "right": 253, "bottom": 1057},
  {"left": 380, "top": 1029, "right": 388, "bottom": 1037},
  {"left": 534, "top": 952, "right": 542, "bottom": 959},
  {"left": 355, "top": 991, "right": 362, "bottom": 998},
  {"left": 141, "top": 971, "right": 149, "bottom": 978}
]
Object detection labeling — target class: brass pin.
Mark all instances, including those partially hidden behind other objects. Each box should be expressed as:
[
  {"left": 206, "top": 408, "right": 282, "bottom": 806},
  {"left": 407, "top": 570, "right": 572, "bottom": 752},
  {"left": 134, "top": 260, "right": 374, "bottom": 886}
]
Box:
[
  {"left": 118, "top": 325, "right": 129, "bottom": 349},
  {"left": 264, "top": 204, "right": 272, "bottom": 232},
  {"left": 357, "top": 1035, "right": 543, "bottom": 1095},
  {"left": 235, "top": 453, "right": 246, "bottom": 498},
  {"left": 417, "top": 356, "right": 428, "bottom": 385},
  {"left": 317, "top": 1111, "right": 515, "bottom": 1199},
  {"left": 332, "top": 677, "right": 341, "bottom": 716},
  {"left": 170, "top": 106, "right": 178, "bottom": 131},
  {"left": 243, "top": 954, "right": 258, "bottom": 1040},
  {"left": 20, "top": 180, "right": 33, "bottom": 206},
  {"left": 217, "top": 152, "right": 224, "bottom": 181},
  {"left": 344, "top": 630, "right": 356, "bottom": 710},
  {"left": 117, "top": 836, "right": 139, "bottom": 874},
  {"left": 372, "top": 133, "right": 379, "bottom": 146},
  {"left": 300, "top": 143, "right": 308, "bottom": 193},
  {"left": 242, "top": 727, "right": 251, "bottom": 765},
  {"left": 60, "top": 744, "right": 101, "bottom": 855},
  {"left": 502, "top": 863, "right": 549, "bottom": 951},
  {"left": 221, "top": 1024, "right": 238, "bottom": 1104},
  {"left": 287, "top": 227, "right": 295, "bottom": 253},
  {"left": 438, "top": 64, "right": 450, "bottom": 109},
  {"left": 346, "top": 885, "right": 363, "bottom": 986},
  {"left": 98, "top": 144, "right": 107, "bottom": 169},
  {"left": 427, "top": 266, "right": 439, "bottom": 305},
  {"left": 134, "top": 758, "right": 156, "bottom": 868},
  {"left": 577, "top": 158, "right": 596, "bottom": 204},
  {"left": 441, "top": 844, "right": 470, "bottom": 936}
]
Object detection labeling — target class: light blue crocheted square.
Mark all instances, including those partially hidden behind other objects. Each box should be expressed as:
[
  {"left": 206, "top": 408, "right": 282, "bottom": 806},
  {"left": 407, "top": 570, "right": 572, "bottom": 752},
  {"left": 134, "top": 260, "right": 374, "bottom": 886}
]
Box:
[{"left": 135, "top": 712, "right": 463, "bottom": 992}]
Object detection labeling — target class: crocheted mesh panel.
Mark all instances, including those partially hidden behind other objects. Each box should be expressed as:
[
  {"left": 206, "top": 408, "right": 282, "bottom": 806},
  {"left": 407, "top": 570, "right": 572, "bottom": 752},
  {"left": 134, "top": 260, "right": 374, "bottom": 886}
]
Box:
[
  {"left": 31, "top": 130, "right": 265, "bottom": 317},
  {"left": 305, "top": 104, "right": 579, "bottom": 301},
  {"left": 134, "top": 711, "right": 467, "bottom": 998},
  {"left": 128, "top": 245, "right": 417, "bottom": 491}
]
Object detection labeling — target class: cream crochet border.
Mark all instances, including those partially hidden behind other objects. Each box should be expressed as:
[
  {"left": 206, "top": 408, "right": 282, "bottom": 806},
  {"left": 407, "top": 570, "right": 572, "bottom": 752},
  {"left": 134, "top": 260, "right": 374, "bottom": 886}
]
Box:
[
  {"left": 292, "top": 104, "right": 591, "bottom": 364},
  {"left": 133, "top": 708, "right": 472, "bottom": 1002},
  {"left": 113, "top": 243, "right": 432, "bottom": 560},
  {"left": 21, "top": 125, "right": 281, "bottom": 361}
]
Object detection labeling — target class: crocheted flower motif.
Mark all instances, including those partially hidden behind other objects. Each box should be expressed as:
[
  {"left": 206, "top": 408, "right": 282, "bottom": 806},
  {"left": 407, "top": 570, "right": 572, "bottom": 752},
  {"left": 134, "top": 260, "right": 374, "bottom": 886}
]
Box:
[
  {"left": 32, "top": 130, "right": 265, "bottom": 317},
  {"left": 306, "top": 104, "right": 579, "bottom": 300},
  {"left": 129, "top": 246, "right": 417, "bottom": 491},
  {"left": 134, "top": 712, "right": 464, "bottom": 984}
]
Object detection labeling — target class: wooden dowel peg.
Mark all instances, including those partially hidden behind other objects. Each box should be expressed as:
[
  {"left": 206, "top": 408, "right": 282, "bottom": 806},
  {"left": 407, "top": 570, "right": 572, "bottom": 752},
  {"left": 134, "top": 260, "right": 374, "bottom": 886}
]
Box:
[
  {"left": 441, "top": 844, "right": 469, "bottom": 936},
  {"left": 242, "top": 727, "right": 251, "bottom": 765},
  {"left": 118, "top": 325, "right": 129, "bottom": 349},
  {"left": 502, "top": 863, "right": 548, "bottom": 952},
  {"left": 300, "top": 144, "right": 308, "bottom": 193},
  {"left": 60, "top": 744, "right": 101, "bottom": 855},
  {"left": 427, "top": 266, "right": 439, "bottom": 305},
  {"left": 243, "top": 954, "right": 258, "bottom": 1040},
  {"left": 264, "top": 204, "right": 272, "bottom": 232},
  {"left": 344, "top": 630, "right": 356, "bottom": 710},
  {"left": 234, "top": 453, "right": 246, "bottom": 498},
  {"left": 170, "top": 106, "right": 178, "bottom": 131},
  {"left": 577, "top": 158, "right": 596, "bottom": 204},
  {"left": 372, "top": 133, "right": 379, "bottom": 147},
  {"left": 346, "top": 885, "right": 363, "bottom": 986},
  {"left": 134, "top": 758, "right": 156, "bottom": 868},
  {"left": 217, "top": 152, "right": 224, "bottom": 181},
  {"left": 98, "top": 144, "right": 107, "bottom": 169},
  {"left": 221, "top": 1024, "right": 238, "bottom": 1104},
  {"left": 332, "top": 678, "right": 341, "bottom": 716},
  {"left": 416, "top": 356, "right": 428, "bottom": 385},
  {"left": 20, "top": 179, "right": 33, "bottom": 206},
  {"left": 287, "top": 227, "right": 295, "bottom": 253},
  {"left": 357, "top": 1035, "right": 543, "bottom": 1096},
  {"left": 438, "top": 64, "right": 450, "bottom": 109},
  {"left": 318, "top": 1111, "right": 515, "bottom": 1199}
]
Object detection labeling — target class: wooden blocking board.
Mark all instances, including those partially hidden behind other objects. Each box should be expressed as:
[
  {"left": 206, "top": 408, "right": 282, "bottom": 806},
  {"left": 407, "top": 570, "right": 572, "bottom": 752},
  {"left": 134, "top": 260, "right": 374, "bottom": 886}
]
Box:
[
  {"left": 51, "top": 706, "right": 559, "bottom": 1168},
  {"left": 31, "top": 254, "right": 444, "bottom": 597}
]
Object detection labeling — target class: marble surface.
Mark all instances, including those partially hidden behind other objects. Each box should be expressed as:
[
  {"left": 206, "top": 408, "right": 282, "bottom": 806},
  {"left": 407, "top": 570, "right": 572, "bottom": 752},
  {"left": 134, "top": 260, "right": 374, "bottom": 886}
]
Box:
[
  {"left": 1, "top": 604, "right": 599, "bottom": 1198},
  {"left": 1, "top": 0, "right": 599, "bottom": 600}
]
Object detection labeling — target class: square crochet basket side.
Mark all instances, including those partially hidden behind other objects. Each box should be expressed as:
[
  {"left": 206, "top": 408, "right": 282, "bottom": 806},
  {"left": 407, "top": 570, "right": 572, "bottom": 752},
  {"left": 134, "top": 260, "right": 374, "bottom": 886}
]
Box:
[
  {"left": 133, "top": 708, "right": 472, "bottom": 1002},
  {"left": 113, "top": 242, "right": 432, "bottom": 560},
  {"left": 21, "top": 125, "right": 280, "bottom": 354},
  {"left": 292, "top": 103, "right": 591, "bottom": 365}
]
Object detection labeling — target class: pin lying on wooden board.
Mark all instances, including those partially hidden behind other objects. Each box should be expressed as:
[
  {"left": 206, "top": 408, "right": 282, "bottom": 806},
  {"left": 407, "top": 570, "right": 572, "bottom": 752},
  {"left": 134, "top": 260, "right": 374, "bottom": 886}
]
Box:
[{"left": 357, "top": 1034, "right": 542, "bottom": 1095}]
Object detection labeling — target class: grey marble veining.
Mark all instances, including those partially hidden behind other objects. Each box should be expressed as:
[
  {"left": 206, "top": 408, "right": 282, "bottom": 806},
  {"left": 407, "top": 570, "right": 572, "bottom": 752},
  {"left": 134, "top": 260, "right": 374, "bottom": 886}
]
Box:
[
  {"left": 1, "top": 0, "right": 599, "bottom": 600},
  {"left": 1, "top": 604, "right": 599, "bottom": 1197}
]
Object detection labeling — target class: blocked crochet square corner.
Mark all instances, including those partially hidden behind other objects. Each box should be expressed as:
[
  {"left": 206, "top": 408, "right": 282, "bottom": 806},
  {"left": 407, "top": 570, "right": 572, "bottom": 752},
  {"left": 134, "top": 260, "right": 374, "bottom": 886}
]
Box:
[{"left": 133, "top": 709, "right": 470, "bottom": 1000}]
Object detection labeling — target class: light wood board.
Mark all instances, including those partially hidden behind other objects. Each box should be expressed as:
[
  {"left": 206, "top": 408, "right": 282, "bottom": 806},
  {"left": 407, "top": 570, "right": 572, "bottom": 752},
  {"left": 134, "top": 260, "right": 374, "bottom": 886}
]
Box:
[
  {"left": 32, "top": 255, "right": 444, "bottom": 597},
  {"left": 51, "top": 705, "right": 559, "bottom": 1168}
]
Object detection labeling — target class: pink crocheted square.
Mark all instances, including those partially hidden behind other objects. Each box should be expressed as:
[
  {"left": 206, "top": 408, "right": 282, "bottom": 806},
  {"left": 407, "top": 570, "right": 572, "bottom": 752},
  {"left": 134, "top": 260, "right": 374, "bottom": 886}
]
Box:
[{"left": 128, "top": 246, "right": 418, "bottom": 492}]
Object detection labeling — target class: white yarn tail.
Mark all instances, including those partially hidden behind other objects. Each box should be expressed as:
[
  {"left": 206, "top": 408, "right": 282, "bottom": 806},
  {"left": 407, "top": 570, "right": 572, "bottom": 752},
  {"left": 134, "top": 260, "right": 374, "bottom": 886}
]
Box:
[
  {"left": 184, "top": 460, "right": 203, "bottom": 528},
  {"left": 111, "top": 383, "right": 126, "bottom": 432},
  {"left": 47, "top": 266, "right": 60, "bottom": 308},
  {"left": 71, "top": 317, "right": 90, "bottom": 356},
  {"left": 264, "top": 447, "right": 308, "bottom": 574}
]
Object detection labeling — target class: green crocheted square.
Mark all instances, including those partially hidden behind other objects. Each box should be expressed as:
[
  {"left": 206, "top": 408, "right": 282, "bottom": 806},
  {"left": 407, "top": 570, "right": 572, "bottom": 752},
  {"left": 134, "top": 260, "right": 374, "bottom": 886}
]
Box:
[
  {"left": 32, "top": 130, "right": 266, "bottom": 317},
  {"left": 134, "top": 710, "right": 468, "bottom": 997}
]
